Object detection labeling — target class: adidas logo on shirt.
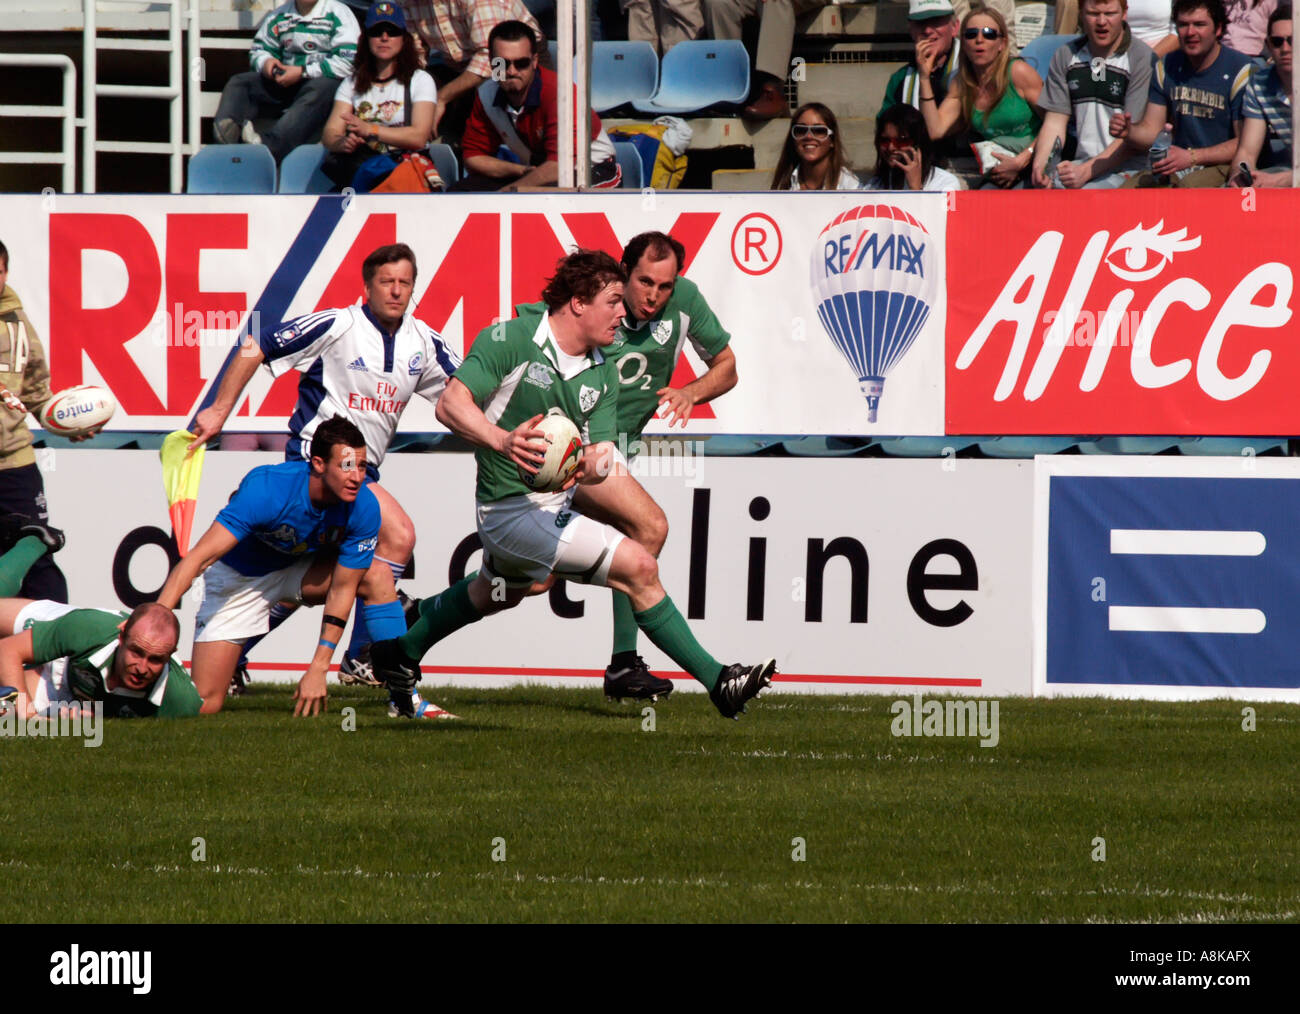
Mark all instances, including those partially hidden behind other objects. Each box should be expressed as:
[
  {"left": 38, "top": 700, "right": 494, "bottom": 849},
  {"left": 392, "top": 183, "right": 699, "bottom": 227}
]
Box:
[{"left": 347, "top": 357, "right": 367, "bottom": 372}]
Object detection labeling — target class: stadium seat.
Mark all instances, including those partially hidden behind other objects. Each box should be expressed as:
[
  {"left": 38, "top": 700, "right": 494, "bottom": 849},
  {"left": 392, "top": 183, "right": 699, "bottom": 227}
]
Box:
[
  {"left": 698, "top": 435, "right": 783, "bottom": 455},
  {"left": 278, "top": 143, "right": 333, "bottom": 194},
  {"left": 875, "top": 436, "right": 981, "bottom": 457},
  {"left": 781, "top": 437, "right": 874, "bottom": 456},
  {"left": 612, "top": 141, "right": 643, "bottom": 189},
  {"left": 187, "top": 144, "right": 277, "bottom": 194},
  {"left": 632, "top": 40, "right": 750, "bottom": 115},
  {"left": 1019, "top": 34, "right": 1079, "bottom": 76},
  {"left": 1176, "top": 437, "right": 1288, "bottom": 456},
  {"left": 591, "top": 41, "right": 659, "bottom": 112},
  {"left": 428, "top": 143, "right": 459, "bottom": 186},
  {"left": 978, "top": 437, "right": 1080, "bottom": 458},
  {"left": 1077, "top": 437, "right": 1179, "bottom": 454}
]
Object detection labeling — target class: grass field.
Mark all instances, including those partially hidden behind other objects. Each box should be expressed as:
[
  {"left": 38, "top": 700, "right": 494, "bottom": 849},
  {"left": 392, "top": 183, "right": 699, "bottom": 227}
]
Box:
[{"left": 3, "top": 685, "right": 1298, "bottom": 923}]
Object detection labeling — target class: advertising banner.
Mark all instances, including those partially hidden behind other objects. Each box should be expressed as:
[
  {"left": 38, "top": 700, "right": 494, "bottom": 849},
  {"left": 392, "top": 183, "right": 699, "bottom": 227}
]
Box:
[
  {"left": 1033, "top": 456, "right": 1300, "bottom": 702},
  {"left": 948, "top": 190, "right": 1297, "bottom": 435},
  {"left": 40, "top": 451, "right": 1031, "bottom": 697},
  {"left": 1, "top": 192, "right": 947, "bottom": 437}
]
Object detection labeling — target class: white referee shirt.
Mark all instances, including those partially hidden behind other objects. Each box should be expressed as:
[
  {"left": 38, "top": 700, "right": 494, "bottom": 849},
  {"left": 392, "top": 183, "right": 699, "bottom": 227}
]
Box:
[{"left": 259, "top": 304, "right": 460, "bottom": 477}]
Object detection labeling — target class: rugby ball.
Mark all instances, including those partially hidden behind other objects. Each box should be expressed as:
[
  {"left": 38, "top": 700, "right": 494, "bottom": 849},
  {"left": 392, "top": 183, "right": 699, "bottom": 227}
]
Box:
[
  {"left": 518, "top": 411, "right": 583, "bottom": 492},
  {"left": 40, "top": 385, "right": 116, "bottom": 437}
]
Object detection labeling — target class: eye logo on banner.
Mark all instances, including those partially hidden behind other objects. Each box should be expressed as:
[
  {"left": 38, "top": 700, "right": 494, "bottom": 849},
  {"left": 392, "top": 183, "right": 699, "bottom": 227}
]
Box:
[{"left": 809, "top": 204, "right": 936, "bottom": 422}]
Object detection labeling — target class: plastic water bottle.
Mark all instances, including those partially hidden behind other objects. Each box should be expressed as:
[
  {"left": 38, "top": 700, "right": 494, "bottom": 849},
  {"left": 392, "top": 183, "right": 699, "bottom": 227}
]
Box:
[{"left": 1149, "top": 127, "right": 1172, "bottom": 184}]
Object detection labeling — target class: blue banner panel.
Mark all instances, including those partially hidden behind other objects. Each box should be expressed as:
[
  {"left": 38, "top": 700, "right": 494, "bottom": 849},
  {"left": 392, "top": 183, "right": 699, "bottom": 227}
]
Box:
[{"left": 1047, "top": 476, "right": 1300, "bottom": 689}]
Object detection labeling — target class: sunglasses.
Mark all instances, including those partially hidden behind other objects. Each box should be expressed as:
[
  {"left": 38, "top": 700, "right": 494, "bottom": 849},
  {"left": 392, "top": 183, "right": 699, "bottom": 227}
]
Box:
[
  {"left": 1269, "top": 34, "right": 1293, "bottom": 47},
  {"left": 495, "top": 56, "right": 535, "bottom": 71},
  {"left": 791, "top": 123, "right": 832, "bottom": 139},
  {"left": 367, "top": 25, "right": 402, "bottom": 38},
  {"left": 878, "top": 136, "right": 915, "bottom": 149},
  {"left": 963, "top": 26, "right": 1003, "bottom": 40}
]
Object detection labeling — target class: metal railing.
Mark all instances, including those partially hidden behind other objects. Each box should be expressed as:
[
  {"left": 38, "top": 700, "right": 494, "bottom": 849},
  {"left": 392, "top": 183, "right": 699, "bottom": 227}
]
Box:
[
  {"left": 82, "top": 0, "right": 201, "bottom": 193},
  {"left": 0, "top": 54, "right": 77, "bottom": 193}
]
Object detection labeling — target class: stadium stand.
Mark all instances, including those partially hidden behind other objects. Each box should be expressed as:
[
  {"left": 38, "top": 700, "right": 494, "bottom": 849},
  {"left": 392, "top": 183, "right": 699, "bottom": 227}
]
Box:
[
  {"left": 590, "top": 40, "right": 661, "bottom": 113},
  {"left": 631, "top": 39, "right": 752, "bottom": 114},
  {"left": 278, "top": 142, "right": 334, "bottom": 193},
  {"left": 186, "top": 143, "right": 277, "bottom": 193}
]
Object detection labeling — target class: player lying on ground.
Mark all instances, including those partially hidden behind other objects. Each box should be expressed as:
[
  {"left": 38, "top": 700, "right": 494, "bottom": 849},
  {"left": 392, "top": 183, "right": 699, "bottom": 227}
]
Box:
[
  {"left": 369, "top": 249, "right": 775, "bottom": 720},
  {"left": 513, "top": 231, "right": 738, "bottom": 701},
  {"left": 156, "top": 416, "right": 432, "bottom": 718},
  {"left": 0, "top": 517, "right": 201, "bottom": 718},
  {"left": 186, "top": 242, "right": 458, "bottom": 717}
]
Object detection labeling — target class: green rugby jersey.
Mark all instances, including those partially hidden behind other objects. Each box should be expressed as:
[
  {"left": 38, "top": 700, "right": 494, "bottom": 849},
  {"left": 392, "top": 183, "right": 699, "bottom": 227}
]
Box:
[
  {"left": 250, "top": 0, "right": 359, "bottom": 80},
  {"left": 455, "top": 313, "right": 618, "bottom": 503},
  {"left": 28, "top": 608, "right": 201, "bottom": 718},
  {"left": 519, "top": 276, "right": 730, "bottom": 441}
]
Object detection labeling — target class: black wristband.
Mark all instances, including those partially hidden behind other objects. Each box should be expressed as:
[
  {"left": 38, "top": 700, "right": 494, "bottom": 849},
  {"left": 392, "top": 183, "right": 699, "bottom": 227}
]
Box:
[{"left": 322, "top": 614, "right": 348, "bottom": 629}]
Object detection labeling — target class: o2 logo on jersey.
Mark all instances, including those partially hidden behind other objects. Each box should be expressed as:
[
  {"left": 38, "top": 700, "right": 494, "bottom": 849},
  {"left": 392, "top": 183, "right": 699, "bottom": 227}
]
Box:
[{"left": 408, "top": 352, "right": 423, "bottom": 376}]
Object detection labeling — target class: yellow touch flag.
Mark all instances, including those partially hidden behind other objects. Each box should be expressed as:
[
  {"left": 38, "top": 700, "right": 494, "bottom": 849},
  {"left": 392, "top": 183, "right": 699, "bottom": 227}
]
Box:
[{"left": 160, "top": 431, "right": 205, "bottom": 557}]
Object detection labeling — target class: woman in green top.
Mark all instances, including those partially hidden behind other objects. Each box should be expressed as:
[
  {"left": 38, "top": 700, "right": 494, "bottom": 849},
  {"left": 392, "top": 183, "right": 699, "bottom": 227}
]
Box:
[{"left": 916, "top": 6, "right": 1044, "bottom": 187}]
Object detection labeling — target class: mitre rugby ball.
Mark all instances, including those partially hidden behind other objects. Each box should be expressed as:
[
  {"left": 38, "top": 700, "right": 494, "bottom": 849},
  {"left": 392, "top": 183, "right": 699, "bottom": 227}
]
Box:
[
  {"left": 40, "top": 385, "right": 116, "bottom": 437},
  {"left": 518, "top": 411, "right": 583, "bottom": 492}
]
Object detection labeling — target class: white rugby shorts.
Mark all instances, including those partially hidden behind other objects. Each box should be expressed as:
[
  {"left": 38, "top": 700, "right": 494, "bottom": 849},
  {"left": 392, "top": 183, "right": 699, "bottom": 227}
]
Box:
[
  {"left": 193, "top": 558, "right": 313, "bottom": 643},
  {"left": 476, "top": 494, "right": 624, "bottom": 588}
]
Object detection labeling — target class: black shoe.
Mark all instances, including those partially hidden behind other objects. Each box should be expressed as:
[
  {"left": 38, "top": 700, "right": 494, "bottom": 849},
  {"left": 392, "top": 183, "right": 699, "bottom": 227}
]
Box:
[
  {"left": 0, "top": 512, "right": 33, "bottom": 553},
  {"left": 338, "top": 649, "right": 382, "bottom": 687},
  {"left": 397, "top": 589, "right": 422, "bottom": 628},
  {"left": 604, "top": 656, "right": 673, "bottom": 701},
  {"left": 370, "top": 638, "right": 420, "bottom": 717},
  {"left": 228, "top": 662, "right": 250, "bottom": 697},
  {"left": 709, "top": 659, "right": 776, "bottom": 720},
  {"left": 19, "top": 521, "right": 65, "bottom": 554}
]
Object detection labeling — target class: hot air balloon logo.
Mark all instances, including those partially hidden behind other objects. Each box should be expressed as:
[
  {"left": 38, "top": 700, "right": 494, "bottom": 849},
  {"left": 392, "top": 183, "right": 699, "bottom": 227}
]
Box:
[{"left": 810, "top": 204, "right": 937, "bottom": 422}]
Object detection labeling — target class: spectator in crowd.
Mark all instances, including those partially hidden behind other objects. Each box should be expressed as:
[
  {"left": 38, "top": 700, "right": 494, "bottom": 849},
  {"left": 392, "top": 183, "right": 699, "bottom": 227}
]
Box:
[
  {"left": 918, "top": 6, "right": 1043, "bottom": 187},
  {"left": 1223, "top": 0, "right": 1279, "bottom": 54},
  {"left": 1114, "top": 0, "right": 1252, "bottom": 186},
  {"left": 623, "top": 1, "right": 702, "bottom": 54},
  {"left": 321, "top": 2, "right": 436, "bottom": 190},
  {"left": 213, "top": 0, "right": 360, "bottom": 162},
  {"left": 1228, "top": 3, "right": 1293, "bottom": 184},
  {"left": 398, "top": 0, "right": 544, "bottom": 140},
  {"left": 953, "top": 0, "right": 1018, "bottom": 53},
  {"left": 769, "top": 102, "right": 860, "bottom": 188},
  {"left": 702, "top": 1, "right": 829, "bottom": 120},
  {"left": 457, "top": 20, "right": 621, "bottom": 190},
  {"left": 863, "top": 103, "right": 963, "bottom": 189},
  {"left": 1031, "top": 0, "right": 1155, "bottom": 188},
  {"left": 1058, "top": 0, "right": 1179, "bottom": 54},
  {"left": 881, "top": 0, "right": 961, "bottom": 113}
]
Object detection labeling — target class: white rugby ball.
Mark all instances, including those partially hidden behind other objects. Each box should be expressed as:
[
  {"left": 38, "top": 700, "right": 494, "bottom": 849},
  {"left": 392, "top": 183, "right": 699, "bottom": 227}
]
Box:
[
  {"left": 40, "top": 385, "right": 116, "bottom": 437},
  {"left": 518, "top": 411, "right": 583, "bottom": 492}
]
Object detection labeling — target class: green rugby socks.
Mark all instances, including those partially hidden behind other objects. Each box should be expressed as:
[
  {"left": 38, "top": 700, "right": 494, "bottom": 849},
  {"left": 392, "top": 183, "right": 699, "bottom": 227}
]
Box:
[{"left": 634, "top": 595, "right": 722, "bottom": 690}]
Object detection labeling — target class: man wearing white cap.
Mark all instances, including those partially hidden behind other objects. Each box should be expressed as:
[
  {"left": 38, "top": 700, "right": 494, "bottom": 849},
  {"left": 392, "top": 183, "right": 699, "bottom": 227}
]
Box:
[{"left": 880, "top": 0, "right": 962, "bottom": 113}]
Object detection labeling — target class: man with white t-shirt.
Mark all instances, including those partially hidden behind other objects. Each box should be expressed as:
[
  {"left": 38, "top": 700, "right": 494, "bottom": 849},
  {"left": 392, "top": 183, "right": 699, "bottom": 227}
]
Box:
[
  {"left": 1032, "top": 0, "right": 1156, "bottom": 188},
  {"left": 187, "top": 243, "right": 460, "bottom": 719}
]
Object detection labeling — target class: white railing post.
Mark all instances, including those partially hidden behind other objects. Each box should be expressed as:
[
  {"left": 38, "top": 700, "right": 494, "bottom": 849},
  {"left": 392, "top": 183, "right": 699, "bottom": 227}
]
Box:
[{"left": 0, "top": 55, "right": 78, "bottom": 193}]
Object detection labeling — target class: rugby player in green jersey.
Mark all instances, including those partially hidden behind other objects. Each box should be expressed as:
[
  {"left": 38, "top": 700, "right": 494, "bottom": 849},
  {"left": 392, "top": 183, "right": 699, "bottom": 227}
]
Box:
[
  {"left": 0, "top": 519, "right": 200, "bottom": 719},
  {"left": 513, "top": 232, "right": 739, "bottom": 701},
  {"left": 370, "top": 249, "right": 774, "bottom": 720}
]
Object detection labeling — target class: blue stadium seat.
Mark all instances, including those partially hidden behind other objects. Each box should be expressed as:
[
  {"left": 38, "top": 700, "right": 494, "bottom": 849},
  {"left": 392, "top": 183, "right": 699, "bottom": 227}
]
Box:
[
  {"left": 1077, "top": 437, "right": 1179, "bottom": 454},
  {"left": 428, "top": 143, "right": 459, "bottom": 186},
  {"left": 875, "top": 436, "right": 981, "bottom": 457},
  {"left": 1177, "top": 437, "right": 1288, "bottom": 456},
  {"left": 278, "top": 143, "right": 333, "bottom": 193},
  {"left": 1019, "top": 34, "right": 1079, "bottom": 76},
  {"left": 632, "top": 40, "right": 750, "bottom": 115},
  {"left": 187, "top": 144, "right": 277, "bottom": 194},
  {"left": 612, "top": 141, "right": 643, "bottom": 189},
  {"left": 781, "top": 437, "right": 873, "bottom": 456},
  {"left": 978, "top": 437, "right": 1080, "bottom": 457},
  {"left": 591, "top": 41, "right": 659, "bottom": 112},
  {"left": 698, "top": 435, "right": 782, "bottom": 455}
]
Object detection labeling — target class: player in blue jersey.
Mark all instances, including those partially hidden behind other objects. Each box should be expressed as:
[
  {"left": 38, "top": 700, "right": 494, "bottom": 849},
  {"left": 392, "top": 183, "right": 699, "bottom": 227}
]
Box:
[
  {"left": 158, "top": 416, "right": 391, "bottom": 717},
  {"left": 187, "top": 243, "right": 459, "bottom": 718}
]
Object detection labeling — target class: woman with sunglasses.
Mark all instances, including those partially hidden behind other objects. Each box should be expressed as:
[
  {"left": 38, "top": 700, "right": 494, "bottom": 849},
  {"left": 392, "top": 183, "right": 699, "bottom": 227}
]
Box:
[
  {"left": 917, "top": 6, "right": 1043, "bottom": 187},
  {"left": 769, "top": 103, "right": 861, "bottom": 190},
  {"left": 321, "top": 2, "right": 436, "bottom": 190},
  {"left": 862, "top": 104, "right": 962, "bottom": 191}
]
